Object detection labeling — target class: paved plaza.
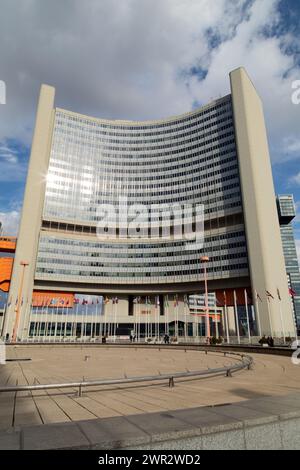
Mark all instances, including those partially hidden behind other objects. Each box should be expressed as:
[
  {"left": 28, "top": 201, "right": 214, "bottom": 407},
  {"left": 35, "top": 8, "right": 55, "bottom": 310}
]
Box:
[{"left": 0, "top": 345, "right": 299, "bottom": 432}]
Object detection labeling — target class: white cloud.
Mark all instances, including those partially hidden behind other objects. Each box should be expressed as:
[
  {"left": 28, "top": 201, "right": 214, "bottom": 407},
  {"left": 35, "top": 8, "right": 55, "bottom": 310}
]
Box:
[
  {"left": 0, "top": 0, "right": 299, "bottom": 166},
  {"left": 291, "top": 173, "right": 300, "bottom": 186},
  {"left": 0, "top": 210, "right": 20, "bottom": 236}
]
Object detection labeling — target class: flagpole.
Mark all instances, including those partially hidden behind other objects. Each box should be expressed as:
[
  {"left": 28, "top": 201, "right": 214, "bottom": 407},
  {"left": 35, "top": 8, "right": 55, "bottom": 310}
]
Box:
[
  {"left": 80, "top": 301, "right": 84, "bottom": 341},
  {"left": 214, "top": 300, "right": 219, "bottom": 339},
  {"left": 277, "top": 289, "right": 285, "bottom": 344},
  {"left": 71, "top": 302, "right": 75, "bottom": 342},
  {"left": 138, "top": 297, "right": 141, "bottom": 342},
  {"left": 146, "top": 297, "right": 149, "bottom": 340},
  {"left": 156, "top": 297, "right": 158, "bottom": 341},
  {"left": 49, "top": 303, "right": 54, "bottom": 342},
  {"left": 254, "top": 291, "right": 262, "bottom": 338},
  {"left": 54, "top": 302, "right": 58, "bottom": 341},
  {"left": 64, "top": 303, "right": 67, "bottom": 339},
  {"left": 44, "top": 303, "right": 49, "bottom": 343},
  {"left": 91, "top": 300, "right": 95, "bottom": 340},
  {"left": 266, "top": 294, "right": 274, "bottom": 337},
  {"left": 32, "top": 303, "right": 37, "bottom": 341},
  {"left": 184, "top": 295, "right": 187, "bottom": 342},
  {"left": 165, "top": 296, "right": 168, "bottom": 335},
  {"left": 233, "top": 290, "right": 240, "bottom": 344},
  {"left": 175, "top": 296, "right": 178, "bottom": 339},
  {"left": 244, "top": 289, "right": 251, "bottom": 344},
  {"left": 27, "top": 302, "right": 33, "bottom": 342},
  {"left": 60, "top": 302, "right": 64, "bottom": 342},
  {"left": 37, "top": 304, "right": 42, "bottom": 341},
  {"left": 20, "top": 301, "right": 28, "bottom": 342},
  {"left": 94, "top": 301, "right": 98, "bottom": 340},
  {"left": 18, "top": 299, "right": 26, "bottom": 341},
  {"left": 75, "top": 301, "right": 79, "bottom": 341},
  {"left": 85, "top": 302, "right": 88, "bottom": 339},
  {"left": 224, "top": 291, "right": 230, "bottom": 344},
  {"left": 104, "top": 298, "right": 107, "bottom": 338}
]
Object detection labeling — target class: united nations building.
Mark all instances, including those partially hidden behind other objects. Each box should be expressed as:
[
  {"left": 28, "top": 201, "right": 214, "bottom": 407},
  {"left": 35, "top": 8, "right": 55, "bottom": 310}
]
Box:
[{"left": 3, "top": 67, "right": 296, "bottom": 342}]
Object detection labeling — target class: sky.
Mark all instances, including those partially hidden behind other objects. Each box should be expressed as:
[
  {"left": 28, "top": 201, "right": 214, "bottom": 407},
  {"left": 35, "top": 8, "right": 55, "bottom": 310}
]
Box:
[{"left": 0, "top": 0, "right": 299, "bottom": 262}]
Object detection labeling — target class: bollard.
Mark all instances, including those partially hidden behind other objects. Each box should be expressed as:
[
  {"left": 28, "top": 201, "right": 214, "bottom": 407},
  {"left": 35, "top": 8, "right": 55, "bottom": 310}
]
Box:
[
  {"left": 78, "top": 384, "right": 82, "bottom": 397},
  {"left": 168, "top": 377, "right": 174, "bottom": 388}
]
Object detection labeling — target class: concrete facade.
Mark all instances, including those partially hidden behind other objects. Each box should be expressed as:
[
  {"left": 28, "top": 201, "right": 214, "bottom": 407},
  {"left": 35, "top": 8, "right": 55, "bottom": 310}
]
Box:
[
  {"left": 3, "top": 68, "right": 295, "bottom": 341},
  {"left": 230, "top": 68, "right": 295, "bottom": 337}
]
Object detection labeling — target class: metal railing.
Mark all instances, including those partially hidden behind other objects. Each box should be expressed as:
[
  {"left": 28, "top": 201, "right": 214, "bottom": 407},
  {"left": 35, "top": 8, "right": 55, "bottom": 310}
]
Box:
[{"left": 0, "top": 350, "right": 253, "bottom": 396}]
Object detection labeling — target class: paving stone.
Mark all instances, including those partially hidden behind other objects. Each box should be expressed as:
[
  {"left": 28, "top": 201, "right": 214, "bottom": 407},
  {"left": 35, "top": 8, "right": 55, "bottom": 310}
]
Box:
[
  {"left": 78, "top": 416, "right": 150, "bottom": 449},
  {"left": 125, "top": 411, "right": 199, "bottom": 443},
  {"left": 0, "top": 430, "right": 20, "bottom": 450},
  {"left": 238, "top": 397, "right": 298, "bottom": 416},
  {"left": 209, "top": 403, "right": 278, "bottom": 427},
  {"left": 22, "top": 421, "right": 90, "bottom": 450},
  {"left": 169, "top": 406, "right": 242, "bottom": 434}
]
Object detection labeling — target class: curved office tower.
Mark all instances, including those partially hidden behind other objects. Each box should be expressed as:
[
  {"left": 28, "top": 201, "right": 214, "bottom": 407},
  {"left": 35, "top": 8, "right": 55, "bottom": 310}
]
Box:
[{"left": 4, "top": 68, "right": 296, "bottom": 341}]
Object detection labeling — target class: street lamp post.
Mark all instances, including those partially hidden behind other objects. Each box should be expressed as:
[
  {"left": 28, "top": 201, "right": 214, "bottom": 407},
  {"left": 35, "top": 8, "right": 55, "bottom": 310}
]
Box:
[
  {"left": 12, "top": 261, "right": 29, "bottom": 343},
  {"left": 201, "top": 256, "right": 210, "bottom": 339}
]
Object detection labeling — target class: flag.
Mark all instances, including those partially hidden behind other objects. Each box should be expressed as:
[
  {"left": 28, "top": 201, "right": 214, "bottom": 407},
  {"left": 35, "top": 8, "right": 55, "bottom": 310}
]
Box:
[
  {"left": 164, "top": 296, "right": 169, "bottom": 308},
  {"left": 277, "top": 288, "right": 281, "bottom": 301},
  {"left": 104, "top": 296, "right": 109, "bottom": 304},
  {"left": 174, "top": 295, "right": 178, "bottom": 307},
  {"left": 266, "top": 290, "right": 274, "bottom": 299},
  {"left": 289, "top": 288, "right": 296, "bottom": 297},
  {"left": 223, "top": 291, "right": 227, "bottom": 306},
  {"left": 155, "top": 296, "right": 160, "bottom": 308}
]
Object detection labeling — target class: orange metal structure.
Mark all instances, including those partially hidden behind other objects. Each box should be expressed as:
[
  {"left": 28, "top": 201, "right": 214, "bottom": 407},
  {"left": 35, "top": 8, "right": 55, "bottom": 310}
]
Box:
[
  {"left": 0, "top": 257, "right": 13, "bottom": 292},
  {"left": 0, "top": 236, "right": 17, "bottom": 253}
]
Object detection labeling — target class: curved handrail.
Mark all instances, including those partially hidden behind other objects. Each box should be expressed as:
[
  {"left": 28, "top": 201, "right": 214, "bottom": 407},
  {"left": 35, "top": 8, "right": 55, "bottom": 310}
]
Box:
[{"left": 0, "top": 349, "right": 253, "bottom": 395}]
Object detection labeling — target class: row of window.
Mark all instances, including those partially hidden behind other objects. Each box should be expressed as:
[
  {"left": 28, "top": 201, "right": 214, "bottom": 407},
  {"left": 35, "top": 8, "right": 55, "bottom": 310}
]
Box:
[
  {"left": 36, "top": 262, "right": 249, "bottom": 279},
  {"left": 55, "top": 99, "right": 231, "bottom": 133}
]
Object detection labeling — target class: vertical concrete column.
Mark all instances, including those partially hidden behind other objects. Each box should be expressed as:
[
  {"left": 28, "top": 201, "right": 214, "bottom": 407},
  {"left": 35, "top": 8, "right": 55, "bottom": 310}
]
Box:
[
  {"left": 230, "top": 68, "right": 295, "bottom": 337},
  {"left": 227, "top": 306, "right": 236, "bottom": 336},
  {"left": 4, "top": 85, "right": 55, "bottom": 339}
]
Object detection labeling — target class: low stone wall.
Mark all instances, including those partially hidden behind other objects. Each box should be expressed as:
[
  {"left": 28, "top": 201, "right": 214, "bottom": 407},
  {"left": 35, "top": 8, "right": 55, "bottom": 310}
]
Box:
[{"left": 1, "top": 392, "right": 300, "bottom": 450}]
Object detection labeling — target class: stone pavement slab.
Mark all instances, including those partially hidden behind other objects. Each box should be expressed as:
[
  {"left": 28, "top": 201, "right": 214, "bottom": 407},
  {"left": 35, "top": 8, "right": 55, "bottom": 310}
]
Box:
[
  {"left": 22, "top": 421, "right": 90, "bottom": 450},
  {"left": 125, "top": 410, "right": 200, "bottom": 442},
  {"left": 78, "top": 416, "right": 151, "bottom": 449},
  {"left": 0, "top": 430, "right": 20, "bottom": 450}
]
